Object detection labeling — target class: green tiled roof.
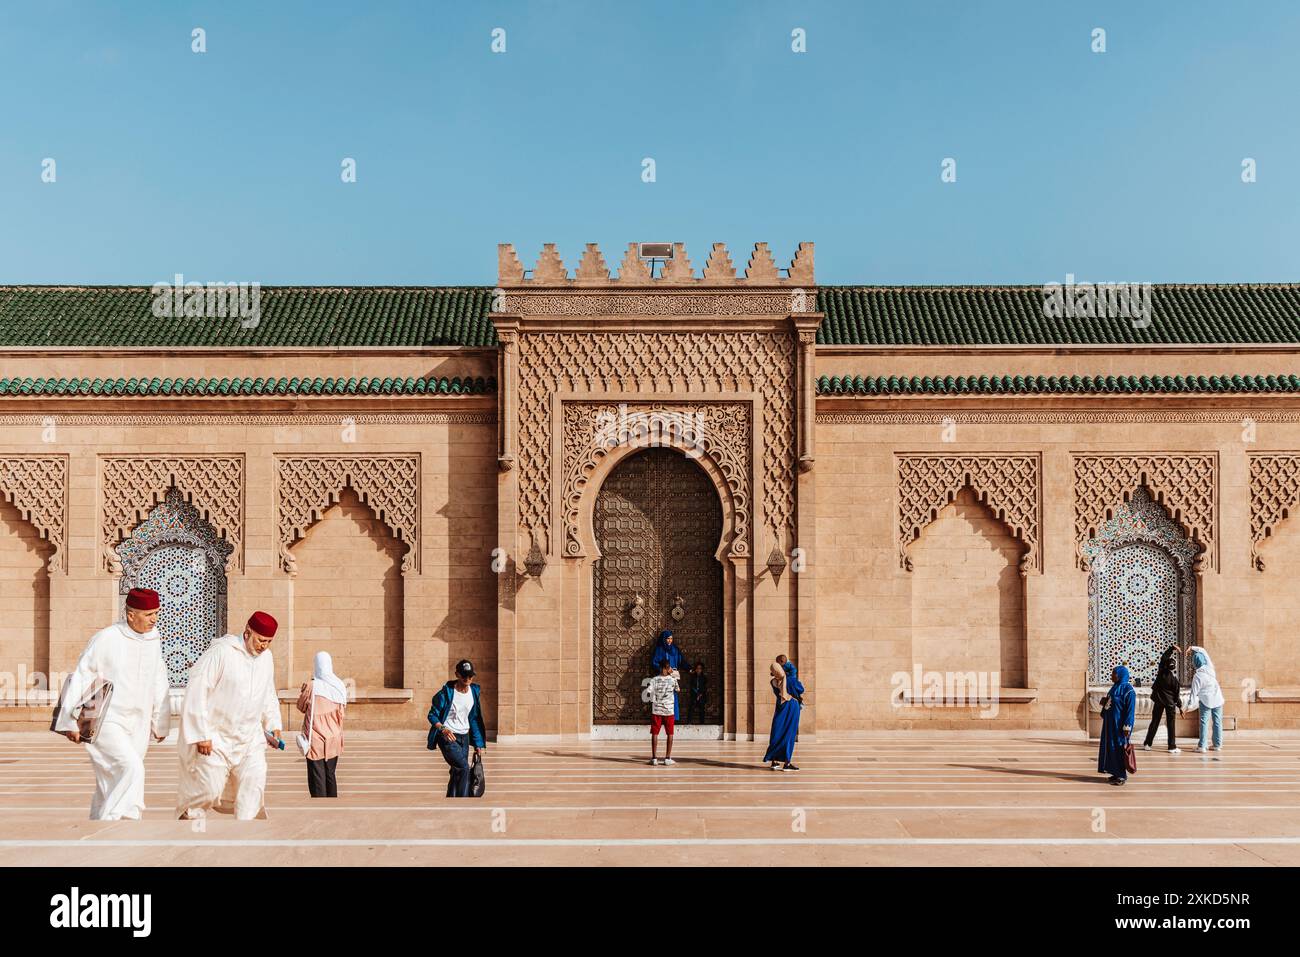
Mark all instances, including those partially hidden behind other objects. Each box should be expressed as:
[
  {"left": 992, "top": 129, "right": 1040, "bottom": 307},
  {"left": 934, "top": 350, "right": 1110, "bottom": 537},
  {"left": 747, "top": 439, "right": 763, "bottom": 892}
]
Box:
[
  {"left": 7, "top": 284, "right": 1300, "bottom": 348},
  {"left": 0, "top": 287, "right": 497, "bottom": 347},
  {"left": 0, "top": 375, "right": 495, "bottom": 397},
  {"left": 816, "top": 285, "right": 1300, "bottom": 345},
  {"left": 818, "top": 374, "right": 1300, "bottom": 396}
]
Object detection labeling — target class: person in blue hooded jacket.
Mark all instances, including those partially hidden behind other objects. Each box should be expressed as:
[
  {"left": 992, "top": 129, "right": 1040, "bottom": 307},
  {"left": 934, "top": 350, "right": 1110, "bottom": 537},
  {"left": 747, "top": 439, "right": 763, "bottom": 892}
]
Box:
[
  {"left": 651, "top": 630, "right": 689, "bottom": 720},
  {"left": 1097, "top": 665, "right": 1136, "bottom": 786},
  {"left": 427, "top": 659, "right": 487, "bottom": 797}
]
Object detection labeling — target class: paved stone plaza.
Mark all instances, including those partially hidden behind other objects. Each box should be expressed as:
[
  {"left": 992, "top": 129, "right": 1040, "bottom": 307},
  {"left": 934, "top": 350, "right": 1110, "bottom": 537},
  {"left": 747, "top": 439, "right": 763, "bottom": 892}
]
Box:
[{"left": 3, "top": 731, "right": 1299, "bottom": 867}]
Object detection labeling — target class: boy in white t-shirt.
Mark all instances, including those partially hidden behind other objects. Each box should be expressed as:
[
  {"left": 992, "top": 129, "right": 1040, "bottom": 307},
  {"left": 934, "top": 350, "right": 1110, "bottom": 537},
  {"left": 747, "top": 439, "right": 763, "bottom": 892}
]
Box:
[{"left": 647, "top": 660, "right": 680, "bottom": 766}]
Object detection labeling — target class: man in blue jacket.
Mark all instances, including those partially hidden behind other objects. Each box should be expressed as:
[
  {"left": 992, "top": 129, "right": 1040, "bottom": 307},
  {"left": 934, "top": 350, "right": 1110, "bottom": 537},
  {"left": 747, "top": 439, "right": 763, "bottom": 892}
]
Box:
[{"left": 427, "top": 659, "right": 487, "bottom": 797}]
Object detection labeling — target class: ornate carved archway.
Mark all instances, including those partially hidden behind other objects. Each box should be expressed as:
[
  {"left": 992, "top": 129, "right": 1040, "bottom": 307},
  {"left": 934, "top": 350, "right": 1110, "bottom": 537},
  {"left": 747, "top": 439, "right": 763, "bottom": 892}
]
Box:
[
  {"left": 276, "top": 454, "right": 420, "bottom": 575},
  {"left": 1073, "top": 453, "right": 1216, "bottom": 571},
  {"left": 1249, "top": 452, "right": 1300, "bottom": 570},
  {"left": 896, "top": 453, "right": 1041, "bottom": 575},
  {"left": 101, "top": 455, "right": 243, "bottom": 574},
  {"left": 563, "top": 401, "right": 750, "bottom": 561},
  {"left": 0, "top": 455, "right": 67, "bottom": 573}
]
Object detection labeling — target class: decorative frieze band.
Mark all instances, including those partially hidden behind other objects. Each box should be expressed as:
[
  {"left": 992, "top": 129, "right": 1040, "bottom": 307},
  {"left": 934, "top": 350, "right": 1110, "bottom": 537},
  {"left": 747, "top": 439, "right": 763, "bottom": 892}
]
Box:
[
  {"left": 1248, "top": 452, "right": 1300, "bottom": 571},
  {"left": 505, "top": 293, "right": 805, "bottom": 317},
  {"left": 276, "top": 454, "right": 420, "bottom": 575},
  {"left": 896, "top": 453, "right": 1042, "bottom": 575},
  {"left": 100, "top": 455, "right": 245, "bottom": 574},
  {"left": 0, "top": 455, "right": 68, "bottom": 573},
  {"left": 1072, "top": 453, "right": 1217, "bottom": 571}
]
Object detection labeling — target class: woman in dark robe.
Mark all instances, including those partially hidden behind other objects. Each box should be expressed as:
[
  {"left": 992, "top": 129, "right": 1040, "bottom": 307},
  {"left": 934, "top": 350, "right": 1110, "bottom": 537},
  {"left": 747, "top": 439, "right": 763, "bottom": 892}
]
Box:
[
  {"left": 1142, "top": 646, "right": 1182, "bottom": 753},
  {"left": 763, "top": 661, "right": 801, "bottom": 771},
  {"left": 1098, "top": 665, "right": 1136, "bottom": 786},
  {"left": 650, "top": 630, "right": 688, "bottom": 720}
]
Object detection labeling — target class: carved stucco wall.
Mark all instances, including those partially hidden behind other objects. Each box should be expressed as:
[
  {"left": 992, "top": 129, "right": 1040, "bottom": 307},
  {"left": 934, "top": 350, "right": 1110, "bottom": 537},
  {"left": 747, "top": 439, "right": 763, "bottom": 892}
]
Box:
[
  {"left": 1072, "top": 453, "right": 1217, "bottom": 571},
  {"left": 0, "top": 455, "right": 68, "bottom": 573},
  {"left": 1248, "top": 452, "right": 1300, "bottom": 570},
  {"left": 276, "top": 454, "right": 421, "bottom": 575},
  {"left": 515, "top": 330, "right": 795, "bottom": 555},
  {"left": 896, "top": 453, "right": 1042, "bottom": 575},
  {"left": 100, "top": 455, "right": 244, "bottom": 574}
]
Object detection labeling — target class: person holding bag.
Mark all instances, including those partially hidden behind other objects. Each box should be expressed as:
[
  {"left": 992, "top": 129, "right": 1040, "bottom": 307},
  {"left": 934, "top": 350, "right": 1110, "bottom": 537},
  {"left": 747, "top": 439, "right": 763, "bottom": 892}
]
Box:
[
  {"left": 427, "top": 659, "right": 486, "bottom": 798},
  {"left": 296, "top": 652, "right": 348, "bottom": 798},
  {"left": 53, "top": 588, "right": 170, "bottom": 820},
  {"left": 1097, "top": 665, "right": 1136, "bottom": 786}
]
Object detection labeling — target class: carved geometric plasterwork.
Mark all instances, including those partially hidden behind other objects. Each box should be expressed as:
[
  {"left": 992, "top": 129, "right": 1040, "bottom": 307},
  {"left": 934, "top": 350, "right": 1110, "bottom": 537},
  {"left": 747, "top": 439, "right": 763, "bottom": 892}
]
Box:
[
  {"left": 896, "top": 453, "right": 1041, "bottom": 575},
  {"left": 101, "top": 455, "right": 244, "bottom": 574},
  {"left": 276, "top": 454, "right": 420, "bottom": 575},
  {"left": 515, "top": 331, "right": 795, "bottom": 553},
  {"left": 561, "top": 401, "right": 752, "bottom": 559},
  {"left": 1248, "top": 452, "right": 1300, "bottom": 571},
  {"left": 0, "top": 455, "right": 68, "bottom": 573},
  {"left": 1072, "top": 453, "right": 1216, "bottom": 571}
]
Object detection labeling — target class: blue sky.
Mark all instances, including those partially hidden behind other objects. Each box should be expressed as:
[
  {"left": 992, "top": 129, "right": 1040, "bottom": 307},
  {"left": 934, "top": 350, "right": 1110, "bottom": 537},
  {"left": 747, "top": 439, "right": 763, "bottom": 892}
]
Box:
[{"left": 1, "top": 0, "right": 1297, "bottom": 285}]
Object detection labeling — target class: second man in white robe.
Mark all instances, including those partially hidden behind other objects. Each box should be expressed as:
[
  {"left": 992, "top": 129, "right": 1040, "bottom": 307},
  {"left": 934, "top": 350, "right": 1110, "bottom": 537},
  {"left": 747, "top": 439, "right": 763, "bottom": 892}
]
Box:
[{"left": 175, "top": 611, "right": 283, "bottom": 820}]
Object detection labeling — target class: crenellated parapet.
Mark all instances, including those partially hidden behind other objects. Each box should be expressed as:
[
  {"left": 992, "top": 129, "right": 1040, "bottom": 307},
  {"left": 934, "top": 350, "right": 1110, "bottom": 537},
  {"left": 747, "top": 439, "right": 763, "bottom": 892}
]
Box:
[{"left": 497, "top": 241, "right": 814, "bottom": 288}]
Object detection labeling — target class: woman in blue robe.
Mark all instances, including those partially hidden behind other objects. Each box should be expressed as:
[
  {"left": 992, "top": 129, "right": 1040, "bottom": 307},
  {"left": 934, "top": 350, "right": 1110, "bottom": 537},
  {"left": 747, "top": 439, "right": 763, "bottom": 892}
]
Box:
[
  {"left": 1097, "top": 665, "right": 1136, "bottom": 786},
  {"left": 651, "top": 630, "right": 689, "bottom": 720},
  {"left": 763, "top": 661, "right": 801, "bottom": 771}
]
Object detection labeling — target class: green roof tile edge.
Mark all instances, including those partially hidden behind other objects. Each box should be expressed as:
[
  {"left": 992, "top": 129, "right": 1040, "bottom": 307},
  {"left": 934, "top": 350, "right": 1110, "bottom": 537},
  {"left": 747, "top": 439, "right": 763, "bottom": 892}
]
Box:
[
  {"left": 816, "top": 374, "right": 1300, "bottom": 395},
  {"left": 0, "top": 375, "right": 497, "bottom": 397}
]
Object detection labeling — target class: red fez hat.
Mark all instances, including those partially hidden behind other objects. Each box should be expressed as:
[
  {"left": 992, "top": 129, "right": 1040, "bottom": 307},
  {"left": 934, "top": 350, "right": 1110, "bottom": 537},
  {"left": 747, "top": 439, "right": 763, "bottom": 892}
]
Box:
[
  {"left": 247, "top": 611, "right": 278, "bottom": 637},
  {"left": 125, "top": 588, "right": 160, "bottom": 611}
]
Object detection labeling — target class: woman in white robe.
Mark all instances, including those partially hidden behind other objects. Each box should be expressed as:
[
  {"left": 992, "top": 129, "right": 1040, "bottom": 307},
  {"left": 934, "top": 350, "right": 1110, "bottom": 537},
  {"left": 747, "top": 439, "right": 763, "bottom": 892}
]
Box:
[
  {"left": 175, "top": 613, "right": 282, "bottom": 820},
  {"left": 54, "top": 590, "right": 170, "bottom": 821}
]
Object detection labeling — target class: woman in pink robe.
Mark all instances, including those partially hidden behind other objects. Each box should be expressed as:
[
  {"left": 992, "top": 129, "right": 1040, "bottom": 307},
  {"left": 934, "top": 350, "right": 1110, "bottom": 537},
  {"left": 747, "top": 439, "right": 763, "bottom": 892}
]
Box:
[{"left": 297, "top": 652, "right": 348, "bottom": 797}]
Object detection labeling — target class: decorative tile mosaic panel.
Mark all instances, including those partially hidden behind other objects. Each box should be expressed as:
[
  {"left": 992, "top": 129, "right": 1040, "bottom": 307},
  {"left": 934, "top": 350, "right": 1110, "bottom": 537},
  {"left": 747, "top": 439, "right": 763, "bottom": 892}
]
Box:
[
  {"left": 117, "top": 488, "right": 231, "bottom": 686},
  {"left": 1085, "top": 487, "right": 1198, "bottom": 686},
  {"left": 1092, "top": 542, "right": 1178, "bottom": 685}
]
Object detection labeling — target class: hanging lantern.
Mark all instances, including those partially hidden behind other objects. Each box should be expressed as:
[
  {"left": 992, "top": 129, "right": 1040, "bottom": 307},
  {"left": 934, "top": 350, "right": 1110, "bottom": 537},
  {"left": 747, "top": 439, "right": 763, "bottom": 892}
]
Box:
[
  {"left": 767, "top": 544, "right": 787, "bottom": 584},
  {"left": 524, "top": 537, "right": 547, "bottom": 578}
]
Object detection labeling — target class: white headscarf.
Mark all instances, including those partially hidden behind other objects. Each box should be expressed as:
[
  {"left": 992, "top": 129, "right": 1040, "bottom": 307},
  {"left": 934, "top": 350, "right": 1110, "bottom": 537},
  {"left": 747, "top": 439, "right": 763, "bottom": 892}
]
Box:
[{"left": 311, "top": 652, "right": 349, "bottom": 705}]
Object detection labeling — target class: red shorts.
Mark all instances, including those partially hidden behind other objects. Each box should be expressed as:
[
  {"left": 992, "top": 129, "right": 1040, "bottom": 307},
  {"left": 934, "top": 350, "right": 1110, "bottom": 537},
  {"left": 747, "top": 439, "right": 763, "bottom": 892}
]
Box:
[{"left": 650, "top": 714, "right": 675, "bottom": 735}]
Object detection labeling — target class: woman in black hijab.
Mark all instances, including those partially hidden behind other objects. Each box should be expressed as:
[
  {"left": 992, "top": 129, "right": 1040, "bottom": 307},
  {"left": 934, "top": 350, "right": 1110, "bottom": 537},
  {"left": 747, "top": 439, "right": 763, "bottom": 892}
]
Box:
[{"left": 1142, "top": 646, "right": 1183, "bottom": 754}]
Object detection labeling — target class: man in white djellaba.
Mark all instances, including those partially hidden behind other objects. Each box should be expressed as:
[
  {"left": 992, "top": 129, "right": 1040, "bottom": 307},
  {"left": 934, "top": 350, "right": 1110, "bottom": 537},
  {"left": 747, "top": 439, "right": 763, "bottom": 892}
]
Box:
[
  {"left": 176, "top": 610, "right": 284, "bottom": 820},
  {"left": 54, "top": 587, "right": 171, "bottom": 820}
]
